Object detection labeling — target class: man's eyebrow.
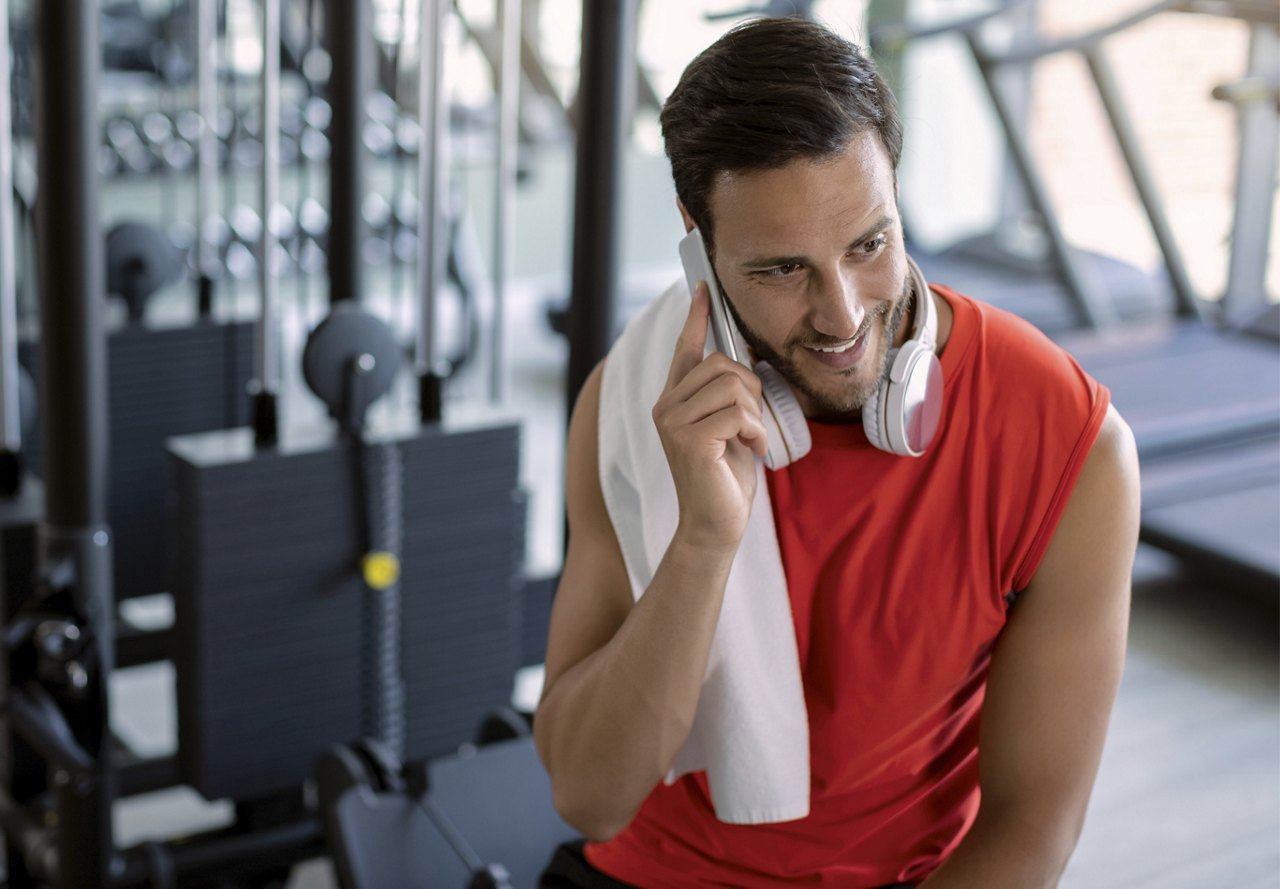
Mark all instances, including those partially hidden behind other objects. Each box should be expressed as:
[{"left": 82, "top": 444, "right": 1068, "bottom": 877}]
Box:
[{"left": 738, "top": 212, "right": 895, "bottom": 271}]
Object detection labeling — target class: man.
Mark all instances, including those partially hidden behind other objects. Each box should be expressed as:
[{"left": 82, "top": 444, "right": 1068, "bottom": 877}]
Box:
[{"left": 535, "top": 17, "right": 1139, "bottom": 889}]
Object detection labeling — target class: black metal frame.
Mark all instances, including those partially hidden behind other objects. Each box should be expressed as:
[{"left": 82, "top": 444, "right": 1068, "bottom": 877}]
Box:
[
  {"left": 2, "top": 0, "right": 102, "bottom": 882},
  {"left": 565, "top": 0, "right": 637, "bottom": 410},
  {"left": 327, "top": 0, "right": 369, "bottom": 308},
  {"left": 0, "top": 2, "right": 340, "bottom": 886}
]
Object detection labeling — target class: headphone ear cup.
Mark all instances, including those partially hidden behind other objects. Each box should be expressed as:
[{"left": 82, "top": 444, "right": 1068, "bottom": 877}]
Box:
[
  {"left": 755, "top": 362, "right": 811, "bottom": 470},
  {"left": 864, "top": 344, "right": 944, "bottom": 457}
]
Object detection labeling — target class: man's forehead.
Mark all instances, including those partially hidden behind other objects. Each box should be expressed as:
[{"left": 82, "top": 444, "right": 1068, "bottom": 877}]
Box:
[{"left": 707, "top": 134, "right": 896, "bottom": 253}]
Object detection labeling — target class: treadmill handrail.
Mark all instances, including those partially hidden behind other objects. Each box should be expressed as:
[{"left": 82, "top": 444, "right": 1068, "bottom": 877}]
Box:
[
  {"left": 1184, "top": 0, "right": 1280, "bottom": 26},
  {"left": 974, "top": 0, "right": 1272, "bottom": 66},
  {"left": 868, "top": 0, "right": 1037, "bottom": 51},
  {"left": 870, "top": 0, "right": 1273, "bottom": 59},
  {"left": 978, "top": 0, "right": 1192, "bottom": 65}
]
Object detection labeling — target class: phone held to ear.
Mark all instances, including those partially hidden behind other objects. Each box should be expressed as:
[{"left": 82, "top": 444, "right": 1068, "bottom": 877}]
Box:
[
  {"left": 677, "top": 228, "right": 945, "bottom": 465},
  {"left": 679, "top": 228, "right": 812, "bottom": 470}
]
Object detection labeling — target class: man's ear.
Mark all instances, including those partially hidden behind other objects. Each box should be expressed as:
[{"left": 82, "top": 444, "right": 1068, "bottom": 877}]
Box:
[{"left": 676, "top": 199, "right": 696, "bottom": 234}]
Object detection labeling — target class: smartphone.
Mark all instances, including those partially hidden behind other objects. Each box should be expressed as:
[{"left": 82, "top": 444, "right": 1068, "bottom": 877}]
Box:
[
  {"left": 678, "top": 227, "right": 811, "bottom": 470},
  {"left": 679, "top": 229, "right": 743, "bottom": 365}
]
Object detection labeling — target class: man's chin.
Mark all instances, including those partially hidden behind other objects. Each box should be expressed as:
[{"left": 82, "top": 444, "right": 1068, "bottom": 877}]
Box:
[
  {"left": 786, "top": 374, "right": 873, "bottom": 419},
  {"left": 781, "top": 352, "right": 889, "bottom": 418}
]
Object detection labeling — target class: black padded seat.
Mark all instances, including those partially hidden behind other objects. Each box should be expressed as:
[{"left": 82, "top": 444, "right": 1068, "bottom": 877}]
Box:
[{"left": 428, "top": 737, "right": 580, "bottom": 888}]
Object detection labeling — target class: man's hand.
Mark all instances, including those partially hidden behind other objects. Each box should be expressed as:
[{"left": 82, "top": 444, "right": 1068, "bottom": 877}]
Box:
[{"left": 652, "top": 282, "right": 768, "bottom": 553}]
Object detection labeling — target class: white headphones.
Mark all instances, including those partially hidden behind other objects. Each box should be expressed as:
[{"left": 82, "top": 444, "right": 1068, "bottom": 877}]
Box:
[
  {"left": 752, "top": 255, "right": 945, "bottom": 467},
  {"left": 861, "top": 256, "right": 945, "bottom": 458}
]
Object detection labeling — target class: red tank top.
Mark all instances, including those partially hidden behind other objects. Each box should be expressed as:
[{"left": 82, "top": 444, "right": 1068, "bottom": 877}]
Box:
[{"left": 586, "top": 287, "right": 1110, "bottom": 887}]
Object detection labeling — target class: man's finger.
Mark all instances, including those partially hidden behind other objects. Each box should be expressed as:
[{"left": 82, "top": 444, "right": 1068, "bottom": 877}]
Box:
[{"left": 665, "top": 281, "right": 711, "bottom": 390}]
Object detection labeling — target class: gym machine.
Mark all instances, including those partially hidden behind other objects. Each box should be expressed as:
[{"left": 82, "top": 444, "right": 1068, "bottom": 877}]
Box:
[
  {"left": 167, "top": 0, "right": 571, "bottom": 885},
  {"left": 308, "top": 3, "right": 579, "bottom": 885}
]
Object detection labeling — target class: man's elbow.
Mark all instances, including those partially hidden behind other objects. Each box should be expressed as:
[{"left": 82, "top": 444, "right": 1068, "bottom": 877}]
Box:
[{"left": 550, "top": 783, "right": 634, "bottom": 843}]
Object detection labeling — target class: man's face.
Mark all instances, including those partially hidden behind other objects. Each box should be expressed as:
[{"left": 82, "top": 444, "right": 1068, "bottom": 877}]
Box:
[{"left": 704, "top": 132, "right": 911, "bottom": 422}]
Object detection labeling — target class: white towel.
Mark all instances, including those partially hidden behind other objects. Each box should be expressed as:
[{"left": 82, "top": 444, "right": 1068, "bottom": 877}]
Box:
[{"left": 598, "top": 280, "right": 810, "bottom": 825}]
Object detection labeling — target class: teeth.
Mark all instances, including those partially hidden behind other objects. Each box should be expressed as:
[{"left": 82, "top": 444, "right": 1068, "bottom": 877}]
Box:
[{"left": 812, "top": 334, "right": 861, "bottom": 354}]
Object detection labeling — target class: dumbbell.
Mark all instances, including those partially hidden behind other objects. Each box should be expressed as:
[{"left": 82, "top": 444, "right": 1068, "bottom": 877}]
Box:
[
  {"left": 362, "top": 193, "right": 393, "bottom": 265},
  {"left": 301, "top": 97, "right": 333, "bottom": 162},
  {"left": 98, "top": 143, "right": 122, "bottom": 177},
  {"left": 223, "top": 204, "right": 263, "bottom": 281},
  {"left": 297, "top": 197, "right": 330, "bottom": 274},
  {"left": 301, "top": 126, "right": 330, "bottom": 163},
  {"left": 141, "top": 109, "right": 194, "bottom": 172},
  {"left": 392, "top": 193, "right": 418, "bottom": 264},
  {"left": 395, "top": 116, "right": 421, "bottom": 157},
  {"left": 105, "top": 116, "right": 154, "bottom": 175},
  {"left": 298, "top": 197, "right": 330, "bottom": 249},
  {"left": 365, "top": 92, "right": 399, "bottom": 158},
  {"left": 227, "top": 204, "right": 263, "bottom": 246}
]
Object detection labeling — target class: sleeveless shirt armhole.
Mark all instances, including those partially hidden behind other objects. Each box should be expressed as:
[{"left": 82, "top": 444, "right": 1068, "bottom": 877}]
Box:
[{"left": 1010, "top": 379, "right": 1112, "bottom": 593}]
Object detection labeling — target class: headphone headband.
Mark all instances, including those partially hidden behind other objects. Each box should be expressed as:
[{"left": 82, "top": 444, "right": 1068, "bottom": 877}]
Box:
[{"left": 905, "top": 255, "right": 937, "bottom": 352}]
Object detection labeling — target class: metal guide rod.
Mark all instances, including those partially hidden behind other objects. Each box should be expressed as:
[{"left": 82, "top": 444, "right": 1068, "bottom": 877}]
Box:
[
  {"left": 327, "top": 0, "right": 369, "bottom": 307},
  {"left": 0, "top": 0, "right": 20, "bottom": 451},
  {"left": 259, "top": 0, "right": 281, "bottom": 395},
  {"left": 489, "top": 0, "right": 520, "bottom": 404},
  {"left": 251, "top": 0, "right": 281, "bottom": 446},
  {"left": 980, "top": 0, "right": 1186, "bottom": 66},
  {"left": 196, "top": 0, "right": 218, "bottom": 298},
  {"left": 417, "top": 0, "right": 450, "bottom": 422}
]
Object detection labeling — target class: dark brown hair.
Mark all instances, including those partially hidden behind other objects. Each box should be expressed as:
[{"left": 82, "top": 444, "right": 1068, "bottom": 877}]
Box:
[{"left": 660, "top": 18, "right": 903, "bottom": 251}]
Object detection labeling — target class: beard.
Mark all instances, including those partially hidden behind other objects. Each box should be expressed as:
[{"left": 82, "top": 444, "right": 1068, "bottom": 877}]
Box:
[{"left": 725, "top": 273, "right": 914, "bottom": 421}]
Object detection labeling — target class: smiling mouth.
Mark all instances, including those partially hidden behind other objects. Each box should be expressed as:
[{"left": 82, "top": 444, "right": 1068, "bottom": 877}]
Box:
[{"left": 806, "top": 333, "right": 864, "bottom": 354}]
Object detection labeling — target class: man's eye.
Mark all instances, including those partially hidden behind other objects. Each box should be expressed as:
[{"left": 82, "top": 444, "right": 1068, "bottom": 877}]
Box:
[
  {"left": 764, "top": 263, "right": 802, "bottom": 278},
  {"left": 859, "top": 236, "right": 887, "bottom": 255}
]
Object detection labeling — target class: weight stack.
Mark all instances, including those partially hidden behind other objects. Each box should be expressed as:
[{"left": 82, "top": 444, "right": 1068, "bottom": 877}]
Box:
[
  {"left": 169, "top": 420, "right": 525, "bottom": 801},
  {"left": 21, "top": 321, "right": 256, "bottom": 600}
]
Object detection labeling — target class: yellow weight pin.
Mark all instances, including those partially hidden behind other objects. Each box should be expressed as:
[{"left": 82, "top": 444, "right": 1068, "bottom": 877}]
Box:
[{"left": 361, "top": 551, "right": 401, "bottom": 590}]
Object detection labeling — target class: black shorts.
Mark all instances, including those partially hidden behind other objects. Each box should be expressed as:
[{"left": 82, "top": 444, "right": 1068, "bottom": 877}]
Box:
[
  {"left": 537, "top": 840, "right": 916, "bottom": 889},
  {"left": 538, "top": 840, "right": 636, "bottom": 888}
]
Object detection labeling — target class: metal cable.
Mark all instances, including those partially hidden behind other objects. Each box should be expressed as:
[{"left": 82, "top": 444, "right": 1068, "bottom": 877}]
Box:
[{"left": 359, "top": 439, "right": 406, "bottom": 759}]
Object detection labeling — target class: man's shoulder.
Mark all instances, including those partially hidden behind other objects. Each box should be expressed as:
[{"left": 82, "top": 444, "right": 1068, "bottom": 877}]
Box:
[
  {"left": 602, "top": 279, "right": 690, "bottom": 402},
  {"left": 942, "top": 285, "right": 1088, "bottom": 385},
  {"left": 613, "top": 279, "right": 690, "bottom": 352}
]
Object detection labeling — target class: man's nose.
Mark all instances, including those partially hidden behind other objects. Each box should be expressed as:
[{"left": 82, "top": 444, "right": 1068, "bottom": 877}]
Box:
[{"left": 809, "top": 271, "right": 865, "bottom": 340}]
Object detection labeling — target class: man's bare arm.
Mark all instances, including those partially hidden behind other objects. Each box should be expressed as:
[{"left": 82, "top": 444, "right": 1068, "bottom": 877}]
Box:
[
  {"left": 921, "top": 405, "right": 1140, "bottom": 888},
  {"left": 535, "top": 286, "right": 768, "bottom": 841}
]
